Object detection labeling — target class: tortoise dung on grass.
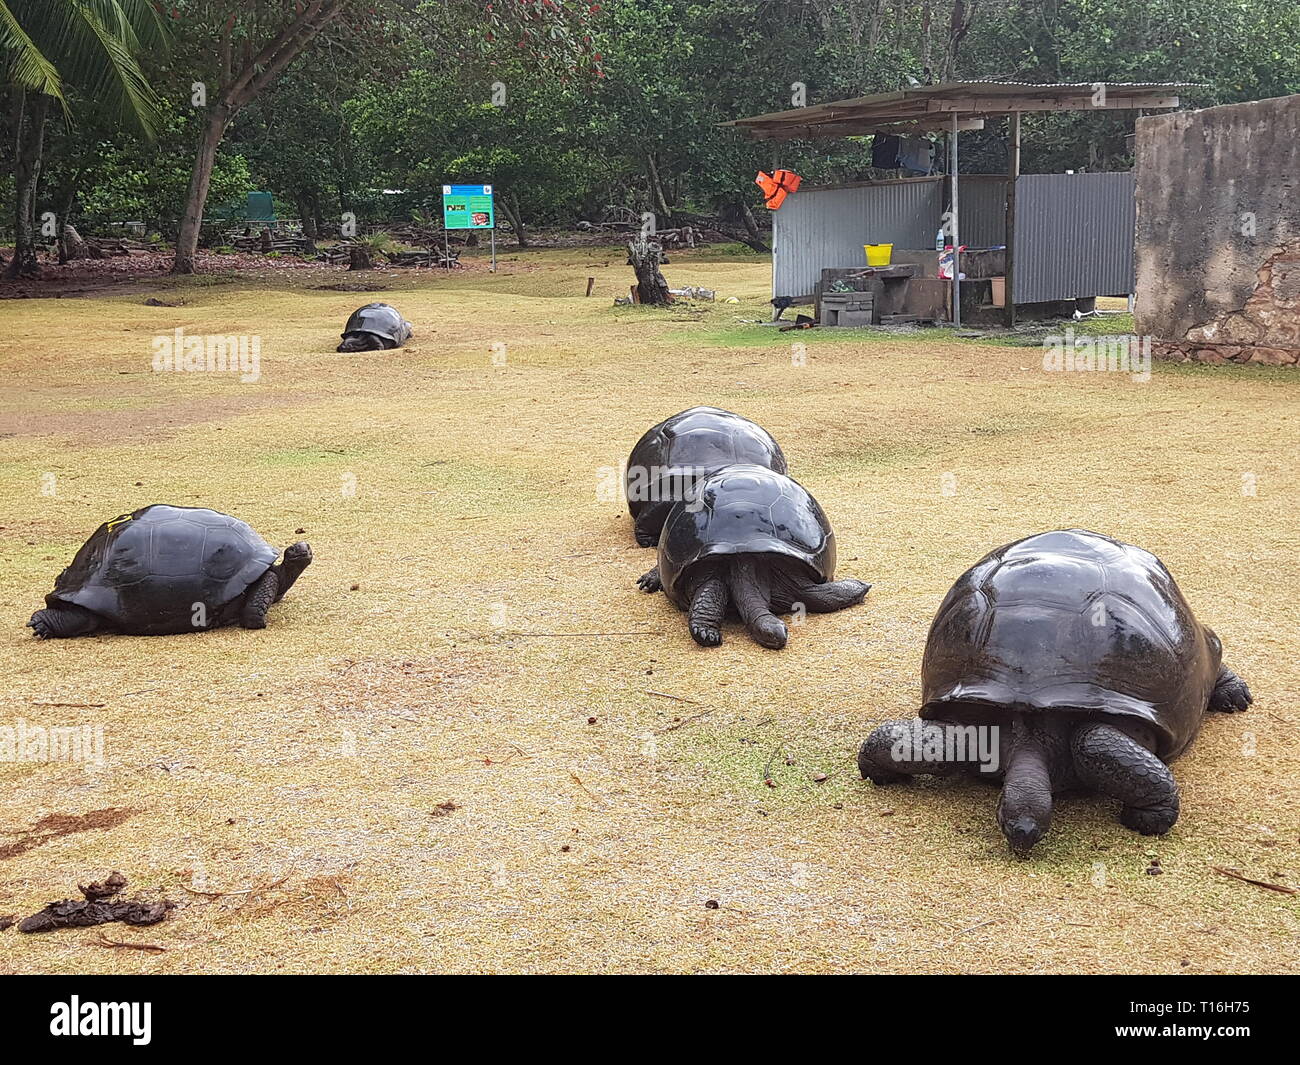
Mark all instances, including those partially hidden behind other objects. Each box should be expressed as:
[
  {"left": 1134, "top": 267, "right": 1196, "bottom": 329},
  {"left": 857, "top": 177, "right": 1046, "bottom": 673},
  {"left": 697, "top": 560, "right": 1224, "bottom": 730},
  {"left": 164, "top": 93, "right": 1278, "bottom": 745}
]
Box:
[
  {"left": 625, "top": 406, "right": 786, "bottom": 549},
  {"left": 649, "top": 464, "right": 870, "bottom": 649},
  {"left": 857, "top": 529, "right": 1252, "bottom": 854},
  {"left": 28, "top": 505, "right": 312, "bottom": 638},
  {"left": 337, "top": 302, "right": 413, "bottom": 352}
]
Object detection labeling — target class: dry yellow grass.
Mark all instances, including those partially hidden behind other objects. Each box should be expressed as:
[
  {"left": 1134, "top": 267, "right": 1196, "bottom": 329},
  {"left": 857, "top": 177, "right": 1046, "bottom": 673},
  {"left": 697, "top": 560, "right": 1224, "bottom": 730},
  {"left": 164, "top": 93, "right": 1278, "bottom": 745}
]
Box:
[{"left": 0, "top": 247, "right": 1296, "bottom": 974}]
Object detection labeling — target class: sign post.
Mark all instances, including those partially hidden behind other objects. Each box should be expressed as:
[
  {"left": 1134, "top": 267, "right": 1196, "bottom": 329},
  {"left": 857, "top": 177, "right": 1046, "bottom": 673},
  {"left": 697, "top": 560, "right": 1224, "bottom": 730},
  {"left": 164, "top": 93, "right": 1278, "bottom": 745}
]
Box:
[{"left": 441, "top": 183, "right": 496, "bottom": 273}]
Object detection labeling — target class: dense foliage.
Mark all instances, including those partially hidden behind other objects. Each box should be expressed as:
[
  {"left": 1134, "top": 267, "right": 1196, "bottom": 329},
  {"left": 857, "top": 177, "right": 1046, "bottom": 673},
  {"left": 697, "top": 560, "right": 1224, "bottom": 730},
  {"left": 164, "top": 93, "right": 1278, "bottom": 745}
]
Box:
[{"left": 2, "top": 0, "right": 1297, "bottom": 264}]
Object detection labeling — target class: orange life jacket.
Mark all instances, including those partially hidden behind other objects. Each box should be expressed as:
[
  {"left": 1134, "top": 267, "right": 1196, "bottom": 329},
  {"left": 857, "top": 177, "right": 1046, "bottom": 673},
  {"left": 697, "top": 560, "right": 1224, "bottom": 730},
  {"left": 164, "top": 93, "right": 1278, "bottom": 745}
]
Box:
[{"left": 755, "top": 169, "right": 802, "bottom": 210}]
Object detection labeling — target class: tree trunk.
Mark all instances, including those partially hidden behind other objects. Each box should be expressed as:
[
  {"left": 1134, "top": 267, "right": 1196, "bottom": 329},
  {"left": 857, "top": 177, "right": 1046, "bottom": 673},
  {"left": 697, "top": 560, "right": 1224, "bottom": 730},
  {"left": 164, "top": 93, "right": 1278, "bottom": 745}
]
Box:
[
  {"left": 644, "top": 153, "right": 672, "bottom": 226},
  {"left": 627, "top": 237, "right": 671, "bottom": 305},
  {"left": 172, "top": 106, "right": 230, "bottom": 274},
  {"left": 297, "top": 190, "right": 318, "bottom": 239},
  {"left": 942, "top": 0, "right": 979, "bottom": 81},
  {"left": 500, "top": 195, "right": 529, "bottom": 248},
  {"left": 7, "top": 92, "right": 51, "bottom": 280},
  {"left": 739, "top": 203, "right": 769, "bottom": 252}
]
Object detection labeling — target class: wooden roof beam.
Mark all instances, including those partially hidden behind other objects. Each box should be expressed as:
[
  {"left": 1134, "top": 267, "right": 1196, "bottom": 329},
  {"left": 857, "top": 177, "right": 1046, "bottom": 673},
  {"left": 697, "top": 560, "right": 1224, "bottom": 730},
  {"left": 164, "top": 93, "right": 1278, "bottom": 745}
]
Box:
[{"left": 751, "top": 117, "right": 986, "bottom": 140}]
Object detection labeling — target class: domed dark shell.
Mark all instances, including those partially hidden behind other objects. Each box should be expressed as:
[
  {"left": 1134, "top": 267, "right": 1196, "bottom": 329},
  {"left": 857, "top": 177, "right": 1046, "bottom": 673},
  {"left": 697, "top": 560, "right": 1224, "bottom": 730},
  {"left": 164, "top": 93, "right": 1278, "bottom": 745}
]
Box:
[
  {"left": 47, "top": 505, "right": 279, "bottom": 635},
  {"left": 625, "top": 406, "right": 786, "bottom": 544},
  {"left": 920, "top": 529, "right": 1222, "bottom": 759},
  {"left": 341, "top": 302, "right": 412, "bottom": 344},
  {"left": 657, "top": 464, "right": 834, "bottom": 609}
]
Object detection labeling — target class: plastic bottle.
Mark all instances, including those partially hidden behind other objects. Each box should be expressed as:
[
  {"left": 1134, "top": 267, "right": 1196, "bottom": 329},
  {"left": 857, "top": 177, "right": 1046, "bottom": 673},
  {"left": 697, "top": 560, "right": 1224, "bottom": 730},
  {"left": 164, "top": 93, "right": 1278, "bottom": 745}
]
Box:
[{"left": 935, "top": 228, "right": 945, "bottom": 251}]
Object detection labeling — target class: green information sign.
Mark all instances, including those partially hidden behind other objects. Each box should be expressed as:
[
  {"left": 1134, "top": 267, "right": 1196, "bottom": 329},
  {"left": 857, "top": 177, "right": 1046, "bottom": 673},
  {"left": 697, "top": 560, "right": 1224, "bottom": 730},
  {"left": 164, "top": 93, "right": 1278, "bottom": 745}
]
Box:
[{"left": 442, "top": 184, "right": 495, "bottom": 230}]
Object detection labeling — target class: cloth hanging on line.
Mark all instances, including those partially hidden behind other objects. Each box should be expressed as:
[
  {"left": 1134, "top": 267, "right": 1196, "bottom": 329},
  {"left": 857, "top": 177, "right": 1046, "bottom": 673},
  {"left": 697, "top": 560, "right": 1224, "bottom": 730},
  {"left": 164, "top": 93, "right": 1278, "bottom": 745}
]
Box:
[
  {"left": 871, "top": 135, "right": 901, "bottom": 169},
  {"left": 897, "top": 137, "right": 935, "bottom": 176}
]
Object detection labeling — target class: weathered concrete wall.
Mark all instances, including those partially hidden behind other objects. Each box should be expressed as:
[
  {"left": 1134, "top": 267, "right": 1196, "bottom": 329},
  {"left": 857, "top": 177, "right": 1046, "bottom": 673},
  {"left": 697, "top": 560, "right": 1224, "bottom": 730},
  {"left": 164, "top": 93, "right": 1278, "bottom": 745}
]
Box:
[{"left": 1135, "top": 94, "right": 1300, "bottom": 366}]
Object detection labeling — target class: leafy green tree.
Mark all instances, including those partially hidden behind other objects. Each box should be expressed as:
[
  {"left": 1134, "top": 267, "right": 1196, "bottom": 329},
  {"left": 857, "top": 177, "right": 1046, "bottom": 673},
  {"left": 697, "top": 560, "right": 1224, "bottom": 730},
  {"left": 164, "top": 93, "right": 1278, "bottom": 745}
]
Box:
[
  {"left": 1, "top": 0, "right": 164, "bottom": 276},
  {"left": 165, "top": 0, "right": 601, "bottom": 273}
]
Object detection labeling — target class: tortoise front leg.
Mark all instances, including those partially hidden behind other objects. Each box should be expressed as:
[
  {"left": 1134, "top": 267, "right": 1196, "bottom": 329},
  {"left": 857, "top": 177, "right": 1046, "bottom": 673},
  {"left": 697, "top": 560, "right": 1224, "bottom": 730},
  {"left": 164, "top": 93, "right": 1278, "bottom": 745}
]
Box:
[
  {"left": 632, "top": 505, "right": 665, "bottom": 548},
  {"left": 28, "top": 603, "right": 104, "bottom": 639},
  {"left": 858, "top": 719, "right": 973, "bottom": 784},
  {"left": 636, "top": 565, "right": 662, "bottom": 593},
  {"left": 1070, "top": 722, "right": 1180, "bottom": 836},
  {"left": 686, "top": 574, "right": 728, "bottom": 647},
  {"left": 239, "top": 568, "right": 279, "bottom": 629},
  {"left": 1208, "top": 667, "right": 1252, "bottom": 712}
]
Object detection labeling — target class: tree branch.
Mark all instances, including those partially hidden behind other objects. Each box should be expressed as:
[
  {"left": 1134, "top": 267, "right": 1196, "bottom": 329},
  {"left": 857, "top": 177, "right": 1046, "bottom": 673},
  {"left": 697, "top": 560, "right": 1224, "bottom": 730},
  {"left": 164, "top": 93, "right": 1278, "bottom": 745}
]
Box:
[{"left": 223, "top": 0, "right": 341, "bottom": 105}]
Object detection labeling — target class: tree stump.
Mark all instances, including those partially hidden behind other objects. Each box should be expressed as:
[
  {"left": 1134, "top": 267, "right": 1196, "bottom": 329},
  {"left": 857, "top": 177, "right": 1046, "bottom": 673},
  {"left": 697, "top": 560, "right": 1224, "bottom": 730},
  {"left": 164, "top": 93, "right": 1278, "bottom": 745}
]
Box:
[
  {"left": 59, "top": 224, "right": 89, "bottom": 263},
  {"left": 348, "top": 245, "right": 372, "bottom": 271},
  {"left": 626, "top": 237, "right": 671, "bottom": 305}
]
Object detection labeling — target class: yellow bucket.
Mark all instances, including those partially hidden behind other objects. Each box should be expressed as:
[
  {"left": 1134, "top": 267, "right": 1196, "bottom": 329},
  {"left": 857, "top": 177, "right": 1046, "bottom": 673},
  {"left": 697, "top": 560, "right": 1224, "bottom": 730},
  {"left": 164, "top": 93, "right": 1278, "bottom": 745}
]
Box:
[{"left": 864, "top": 243, "right": 893, "bottom": 266}]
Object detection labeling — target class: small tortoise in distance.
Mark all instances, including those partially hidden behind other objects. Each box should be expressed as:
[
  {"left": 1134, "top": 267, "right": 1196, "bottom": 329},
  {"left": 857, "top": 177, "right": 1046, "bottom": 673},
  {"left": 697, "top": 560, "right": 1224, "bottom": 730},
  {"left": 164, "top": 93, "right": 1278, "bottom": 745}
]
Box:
[{"left": 337, "top": 302, "right": 413, "bottom": 352}]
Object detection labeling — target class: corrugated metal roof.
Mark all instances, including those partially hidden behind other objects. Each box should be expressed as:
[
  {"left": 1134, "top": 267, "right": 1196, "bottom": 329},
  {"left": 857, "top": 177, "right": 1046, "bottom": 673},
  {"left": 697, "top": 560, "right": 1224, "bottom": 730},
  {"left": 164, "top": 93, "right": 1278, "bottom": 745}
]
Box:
[
  {"left": 726, "top": 81, "right": 1196, "bottom": 139},
  {"left": 937, "top": 80, "right": 1198, "bottom": 91}
]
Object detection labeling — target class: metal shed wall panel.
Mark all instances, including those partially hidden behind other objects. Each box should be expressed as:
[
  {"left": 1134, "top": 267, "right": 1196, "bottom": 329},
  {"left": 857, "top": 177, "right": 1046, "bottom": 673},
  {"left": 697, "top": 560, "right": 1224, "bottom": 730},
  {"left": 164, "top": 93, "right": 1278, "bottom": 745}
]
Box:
[
  {"left": 955, "top": 177, "right": 1008, "bottom": 247},
  {"left": 773, "top": 179, "right": 942, "bottom": 297},
  {"left": 1013, "top": 173, "right": 1135, "bottom": 302}
]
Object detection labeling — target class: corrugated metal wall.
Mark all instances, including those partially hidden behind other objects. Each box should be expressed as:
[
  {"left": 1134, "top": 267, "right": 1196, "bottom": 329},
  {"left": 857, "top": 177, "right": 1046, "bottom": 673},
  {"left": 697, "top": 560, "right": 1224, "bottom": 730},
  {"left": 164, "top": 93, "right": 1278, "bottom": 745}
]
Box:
[
  {"left": 773, "top": 179, "right": 943, "bottom": 297},
  {"left": 773, "top": 172, "right": 1135, "bottom": 303},
  {"left": 956, "top": 177, "right": 1008, "bottom": 248},
  {"left": 1013, "top": 173, "right": 1135, "bottom": 302}
]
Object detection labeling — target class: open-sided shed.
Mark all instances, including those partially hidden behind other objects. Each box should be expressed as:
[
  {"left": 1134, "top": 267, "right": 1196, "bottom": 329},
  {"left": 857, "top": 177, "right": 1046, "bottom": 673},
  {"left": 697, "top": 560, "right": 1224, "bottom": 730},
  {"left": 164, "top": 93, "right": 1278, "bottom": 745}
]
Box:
[{"left": 726, "top": 81, "right": 1191, "bottom": 325}]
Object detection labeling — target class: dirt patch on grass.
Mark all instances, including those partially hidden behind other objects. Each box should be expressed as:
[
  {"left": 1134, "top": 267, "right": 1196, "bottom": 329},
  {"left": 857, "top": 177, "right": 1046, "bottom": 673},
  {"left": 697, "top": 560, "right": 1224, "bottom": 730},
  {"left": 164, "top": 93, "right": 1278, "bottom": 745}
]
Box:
[
  {"left": 0, "top": 808, "right": 138, "bottom": 861},
  {"left": 0, "top": 392, "right": 302, "bottom": 444}
]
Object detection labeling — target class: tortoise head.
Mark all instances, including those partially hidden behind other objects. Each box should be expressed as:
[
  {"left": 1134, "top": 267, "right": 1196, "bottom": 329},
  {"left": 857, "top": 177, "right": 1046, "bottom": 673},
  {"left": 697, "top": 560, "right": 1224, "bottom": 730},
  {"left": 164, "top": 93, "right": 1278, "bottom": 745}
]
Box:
[
  {"left": 995, "top": 717, "right": 1058, "bottom": 855},
  {"left": 337, "top": 333, "right": 382, "bottom": 352}
]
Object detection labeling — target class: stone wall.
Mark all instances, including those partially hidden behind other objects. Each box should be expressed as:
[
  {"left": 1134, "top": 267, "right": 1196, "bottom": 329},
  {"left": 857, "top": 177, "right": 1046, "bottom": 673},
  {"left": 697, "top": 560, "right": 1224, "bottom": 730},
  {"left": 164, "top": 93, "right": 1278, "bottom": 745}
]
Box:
[{"left": 1135, "top": 95, "right": 1300, "bottom": 366}]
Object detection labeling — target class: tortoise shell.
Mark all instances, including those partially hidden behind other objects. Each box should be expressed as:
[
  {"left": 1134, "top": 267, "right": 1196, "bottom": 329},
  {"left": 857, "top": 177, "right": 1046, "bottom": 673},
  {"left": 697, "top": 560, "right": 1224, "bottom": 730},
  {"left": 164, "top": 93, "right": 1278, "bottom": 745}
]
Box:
[
  {"left": 341, "top": 302, "right": 412, "bottom": 345},
  {"left": 625, "top": 406, "right": 786, "bottom": 545},
  {"left": 657, "top": 464, "right": 835, "bottom": 609},
  {"left": 46, "top": 505, "right": 279, "bottom": 635},
  {"left": 920, "top": 529, "right": 1222, "bottom": 759}
]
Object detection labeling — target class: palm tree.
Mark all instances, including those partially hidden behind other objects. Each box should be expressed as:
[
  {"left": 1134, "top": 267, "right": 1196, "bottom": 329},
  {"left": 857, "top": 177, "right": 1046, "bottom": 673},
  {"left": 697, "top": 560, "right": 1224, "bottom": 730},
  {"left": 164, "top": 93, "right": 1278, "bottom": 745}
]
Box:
[{"left": 2, "top": 0, "right": 165, "bottom": 277}]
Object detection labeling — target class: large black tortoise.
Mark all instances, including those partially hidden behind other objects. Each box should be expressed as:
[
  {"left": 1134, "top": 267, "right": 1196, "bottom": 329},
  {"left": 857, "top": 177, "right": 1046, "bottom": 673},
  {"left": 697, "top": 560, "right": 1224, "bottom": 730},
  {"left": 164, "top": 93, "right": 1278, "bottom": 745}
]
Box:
[
  {"left": 625, "top": 406, "right": 786, "bottom": 549},
  {"left": 28, "top": 505, "right": 312, "bottom": 638},
  {"left": 857, "top": 530, "right": 1251, "bottom": 854},
  {"left": 648, "top": 464, "right": 869, "bottom": 649},
  {"left": 337, "top": 302, "right": 412, "bottom": 352}
]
